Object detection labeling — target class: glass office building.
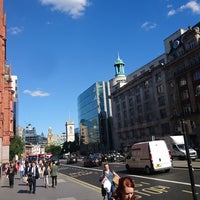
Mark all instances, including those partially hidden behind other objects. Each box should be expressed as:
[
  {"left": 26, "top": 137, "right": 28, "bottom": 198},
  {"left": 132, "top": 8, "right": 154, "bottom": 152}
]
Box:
[{"left": 78, "top": 81, "right": 112, "bottom": 153}]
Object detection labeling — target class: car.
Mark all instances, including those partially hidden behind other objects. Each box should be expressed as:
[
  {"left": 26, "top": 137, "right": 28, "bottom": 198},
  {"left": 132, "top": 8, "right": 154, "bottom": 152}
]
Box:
[
  {"left": 83, "top": 154, "right": 102, "bottom": 167},
  {"left": 51, "top": 155, "right": 60, "bottom": 165},
  {"left": 66, "top": 155, "right": 77, "bottom": 164}
]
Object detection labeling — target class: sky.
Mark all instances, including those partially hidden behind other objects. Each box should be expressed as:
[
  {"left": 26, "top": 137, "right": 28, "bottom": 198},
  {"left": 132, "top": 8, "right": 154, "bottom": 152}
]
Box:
[{"left": 3, "top": 0, "right": 200, "bottom": 136}]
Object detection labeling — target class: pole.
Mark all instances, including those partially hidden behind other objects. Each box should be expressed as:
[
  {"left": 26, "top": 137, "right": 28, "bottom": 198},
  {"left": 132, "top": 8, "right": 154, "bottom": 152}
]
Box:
[{"left": 181, "top": 119, "right": 198, "bottom": 200}]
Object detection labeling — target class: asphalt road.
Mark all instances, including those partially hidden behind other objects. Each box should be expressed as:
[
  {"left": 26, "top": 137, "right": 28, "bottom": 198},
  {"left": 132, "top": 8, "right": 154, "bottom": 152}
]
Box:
[{"left": 58, "top": 160, "right": 200, "bottom": 200}]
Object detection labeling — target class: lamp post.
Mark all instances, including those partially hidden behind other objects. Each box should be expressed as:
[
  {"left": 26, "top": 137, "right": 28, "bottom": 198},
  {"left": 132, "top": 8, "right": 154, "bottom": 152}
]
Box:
[{"left": 181, "top": 119, "right": 198, "bottom": 200}]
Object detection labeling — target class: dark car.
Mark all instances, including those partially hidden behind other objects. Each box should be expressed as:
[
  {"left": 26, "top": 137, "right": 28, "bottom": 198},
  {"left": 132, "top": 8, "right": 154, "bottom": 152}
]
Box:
[
  {"left": 83, "top": 154, "right": 102, "bottom": 167},
  {"left": 66, "top": 155, "right": 77, "bottom": 164},
  {"left": 51, "top": 155, "right": 60, "bottom": 165}
]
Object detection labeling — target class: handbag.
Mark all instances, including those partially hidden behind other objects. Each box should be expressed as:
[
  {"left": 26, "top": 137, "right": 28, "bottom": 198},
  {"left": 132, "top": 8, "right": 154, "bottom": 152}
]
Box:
[
  {"left": 23, "top": 176, "right": 28, "bottom": 184},
  {"left": 103, "top": 178, "right": 111, "bottom": 192},
  {"left": 113, "top": 175, "right": 120, "bottom": 186}
]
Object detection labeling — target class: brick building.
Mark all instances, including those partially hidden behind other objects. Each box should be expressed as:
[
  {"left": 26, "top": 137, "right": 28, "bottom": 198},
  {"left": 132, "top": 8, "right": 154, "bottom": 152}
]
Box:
[{"left": 0, "top": 0, "right": 14, "bottom": 164}]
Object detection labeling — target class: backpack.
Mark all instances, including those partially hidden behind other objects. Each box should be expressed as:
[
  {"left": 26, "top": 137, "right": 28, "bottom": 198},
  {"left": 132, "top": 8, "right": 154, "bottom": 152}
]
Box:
[{"left": 44, "top": 168, "right": 48, "bottom": 176}]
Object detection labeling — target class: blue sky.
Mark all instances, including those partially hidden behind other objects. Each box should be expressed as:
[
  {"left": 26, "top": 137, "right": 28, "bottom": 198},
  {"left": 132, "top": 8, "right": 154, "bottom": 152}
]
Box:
[{"left": 4, "top": 0, "right": 200, "bottom": 136}]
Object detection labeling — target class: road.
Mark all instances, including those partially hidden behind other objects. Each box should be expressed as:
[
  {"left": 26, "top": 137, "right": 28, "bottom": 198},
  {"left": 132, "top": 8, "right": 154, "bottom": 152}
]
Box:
[{"left": 58, "top": 160, "right": 200, "bottom": 200}]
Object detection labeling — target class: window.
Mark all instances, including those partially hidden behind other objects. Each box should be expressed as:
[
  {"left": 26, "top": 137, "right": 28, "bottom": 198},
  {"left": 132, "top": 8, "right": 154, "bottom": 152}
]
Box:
[
  {"left": 157, "top": 84, "right": 164, "bottom": 94},
  {"left": 196, "top": 85, "right": 200, "bottom": 96},
  {"left": 188, "top": 40, "right": 196, "bottom": 49},
  {"left": 160, "top": 109, "right": 167, "bottom": 119},
  {"left": 144, "top": 102, "right": 151, "bottom": 111},
  {"left": 137, "top": 105, "right": 142, "bottom": 113},
  {"left": 144, "top": 90, "right": 150, "bottom": 100},
  {"left": 155, "top": 72, "right": 162, "bottom": 82},
  {"left": 193, "top": 70, "right": 200, "bottom": 81},
  {"left": 183, "top": 104, "right": 191, "bottom": 115},
  {"left": 179, "top": 77, "right": 187, "bottom": 86},
  {"left": 158, "top": 96, "right": 166, "bottom": 106},
  {"left": 181, "top": 90, "right": 189, "bottom": 100},
  {"left": 136, "top": 95, "right": 141, "bottom": 103},
  {"left": 128, "top": 98, "right": 134, "bottom": 107}
]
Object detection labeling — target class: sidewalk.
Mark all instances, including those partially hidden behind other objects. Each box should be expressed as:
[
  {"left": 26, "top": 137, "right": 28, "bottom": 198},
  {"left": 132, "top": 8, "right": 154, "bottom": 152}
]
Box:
[
  {"left": 172, "top": 159, "right": 200, "bottom": 169},
  {"left": 0, "top": 173, "right": 102, "bottom": 200}
]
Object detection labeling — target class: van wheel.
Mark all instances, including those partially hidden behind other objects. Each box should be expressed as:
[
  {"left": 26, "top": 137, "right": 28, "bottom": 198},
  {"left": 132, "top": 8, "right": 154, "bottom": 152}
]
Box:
[{"left": 145, "top": 166, "right": 151, "bottom": 175}]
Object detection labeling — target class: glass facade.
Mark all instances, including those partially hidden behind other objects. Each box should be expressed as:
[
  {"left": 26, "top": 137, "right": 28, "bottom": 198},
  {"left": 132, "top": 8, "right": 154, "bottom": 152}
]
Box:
[{"left": 78, "top": 81, "right": 111, "bottom": 152}]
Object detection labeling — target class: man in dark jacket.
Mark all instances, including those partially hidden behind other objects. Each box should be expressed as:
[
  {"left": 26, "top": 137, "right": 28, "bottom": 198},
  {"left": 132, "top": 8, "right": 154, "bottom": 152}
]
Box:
[{"left": 28, "top": 162, "right": 39, "bottom": 194}]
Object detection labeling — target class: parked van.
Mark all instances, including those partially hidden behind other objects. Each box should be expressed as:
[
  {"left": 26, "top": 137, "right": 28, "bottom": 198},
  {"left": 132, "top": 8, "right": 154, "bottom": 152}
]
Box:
[{"left": 125, "top": 140, "right": 172, "bottom": 174}]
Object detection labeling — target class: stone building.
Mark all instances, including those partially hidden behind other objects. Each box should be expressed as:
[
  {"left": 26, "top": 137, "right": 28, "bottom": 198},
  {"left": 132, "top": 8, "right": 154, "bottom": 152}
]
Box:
[
  {"left": 164, "top": 22, "right": 200, "bottom": 148},
  {"left": 111, "top": 22, "right": 200, "bottom": 151}
]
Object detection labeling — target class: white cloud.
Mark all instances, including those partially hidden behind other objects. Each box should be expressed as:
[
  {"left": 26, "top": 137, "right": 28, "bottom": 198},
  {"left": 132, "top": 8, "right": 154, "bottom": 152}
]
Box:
[
  {"left": 23, "top": 89, "right": 50, "bottom": 97},
  {"left": 39, "top": 0, "right": 90, "bottom": 19},
  {"left": 179, "top": 0, "right": 200, "bottom": 14},
  {"left": 8, "top": 26, "right": 23, "bottom": 35},
  {"left": 141, "top": 21, "right": 157, "bottom": 31},
  {"left": 168, "top": 1, "right": 200, "bottom": 16},
  {"left": 167, "top": 9, "right": 176, "bottom": 16}
]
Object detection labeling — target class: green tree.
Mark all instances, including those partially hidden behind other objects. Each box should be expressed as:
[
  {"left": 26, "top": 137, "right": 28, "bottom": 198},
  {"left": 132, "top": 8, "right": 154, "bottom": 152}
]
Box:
[
  {"left": 10, "top": 135, "right": 25, "bottom": 160},
  {"left": 45, "top": 145, "right": 61, "bottom": 156}
]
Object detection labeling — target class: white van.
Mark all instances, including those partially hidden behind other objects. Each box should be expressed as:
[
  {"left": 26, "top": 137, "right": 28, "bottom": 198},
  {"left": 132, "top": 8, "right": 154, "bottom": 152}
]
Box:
[
  {"left": 169, "top": 135, "right": 197, "bottom": 161},
  {"left": 125, "top": 140, "right": 172, "bottom": 174}
]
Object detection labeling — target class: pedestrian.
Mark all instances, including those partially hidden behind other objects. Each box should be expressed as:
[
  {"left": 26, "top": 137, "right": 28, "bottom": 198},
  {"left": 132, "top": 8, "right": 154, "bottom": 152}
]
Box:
[
  {"left": 25, "top": 162, "right": 31, "bottom": 176},
  {"left": 19, "top": 160, "right": 25, "bottom": 180},
  {"left": 6, "top": 162, "right": 16, "bottom": 188},
  {"left": 28, "top": 161, "right": 39, "bottom": 194},
  {"left": 100, "top": 163, "right": 120, "bottom": 200},
  {"left": 50, "top": 161, "right": 58, "bottom": 188},
  {"left": 112, "top": 176, "right": 137, "bottom": 200},
  {"left": 43, "top": 162, "right": 50, "bottom": 188}
]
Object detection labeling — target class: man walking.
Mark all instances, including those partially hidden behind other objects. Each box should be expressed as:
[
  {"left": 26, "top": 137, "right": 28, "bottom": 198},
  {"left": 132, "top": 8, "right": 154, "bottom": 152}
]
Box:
[
  {"left": 28, "top": 162, "right": 39, "bottom": 194},
  {"left": 50, "top": 161, "right": 58, "bottom": 188}
]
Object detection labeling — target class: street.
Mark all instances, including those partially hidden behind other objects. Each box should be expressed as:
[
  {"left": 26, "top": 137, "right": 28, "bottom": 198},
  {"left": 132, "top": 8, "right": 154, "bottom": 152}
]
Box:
[{"left": 58, "top": 159, "right": 200, "bottom": 200}]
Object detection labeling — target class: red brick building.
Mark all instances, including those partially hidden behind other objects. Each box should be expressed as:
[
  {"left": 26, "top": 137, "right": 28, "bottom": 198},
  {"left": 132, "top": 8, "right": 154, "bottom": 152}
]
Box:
[{"left": 0, "top": 0, "right": 14, "bottom": 164}]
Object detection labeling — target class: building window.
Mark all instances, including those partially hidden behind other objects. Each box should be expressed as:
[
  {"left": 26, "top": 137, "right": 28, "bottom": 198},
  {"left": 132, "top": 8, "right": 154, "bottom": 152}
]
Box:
[
  {"left": 128, "top": 98, "right": 134, "bottom": 107},
  {"left": 136, "top": 95, "right": 141, "bottom": 104},
  {"left": 181, "top": 90, "right": 189, "bottom": 100},
  {"left": 196, "top": 85, "right": 200, "bottom": 96},
  {"left": 129, "top": 108, "right": 134, "bottom": 117},
  {"left": 170, "top": 94, "right": 176, "bottom": 103},
  {"left": 144, "top": 90, "right": 150, "bottom": 100},
  {"left": 188, "top": 40, "right": 196, "bottom": 49},
  {"left": 157, "top": 84, "right": 164, "bottom": 94},
  {"left": 183, "top": 104, "right": 191, "bottom": 115},
  {"left": 193, "top": 70, "right": 200, "bottom": 81},
  {"left": 122, "top": 101, "right": 126, "bottom": 109},
  {"left": 160, "top": 109, "right": 167, "bottom": 119},
  {"left": 155, "top": 72, "right": 162, "bottom": 82},
  {"left": 158, "top": 96, "right": 166, "bottom": 106},
  {"left": 179, "top": 77, "right": 187, "bottom": 86},
  {"left": 137, "top": 105, "right": 142, "bottom": 113},
  {"left": 169, "top": 81, "right": 174, "bottom": 88}
]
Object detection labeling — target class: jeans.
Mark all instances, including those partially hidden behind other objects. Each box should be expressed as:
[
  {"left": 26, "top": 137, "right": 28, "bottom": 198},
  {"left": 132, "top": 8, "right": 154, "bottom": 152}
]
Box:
[
  {"left": 51, "top": 176, "right": 57, "bottom": 187},
  {"left": 107, "top": 184, "right": 115, "bottom": 200}
]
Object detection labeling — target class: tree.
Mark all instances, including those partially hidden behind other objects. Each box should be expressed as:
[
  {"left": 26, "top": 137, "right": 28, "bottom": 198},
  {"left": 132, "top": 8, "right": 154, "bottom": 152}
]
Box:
[
  {"left": 45, "top": 145, "right": 61, "bottom": 156},
  {"left": 10, "top": 135, "right": 25, "bottom": 160}
]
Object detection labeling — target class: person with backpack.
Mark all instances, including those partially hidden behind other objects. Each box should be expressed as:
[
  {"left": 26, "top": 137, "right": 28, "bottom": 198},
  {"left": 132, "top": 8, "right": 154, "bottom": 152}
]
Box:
[
  {"left": 43, "top": 162, "right": 50, "bottom": 188},
  {"left": 100, "top": 163, "right": 120, "bottom": 200}
]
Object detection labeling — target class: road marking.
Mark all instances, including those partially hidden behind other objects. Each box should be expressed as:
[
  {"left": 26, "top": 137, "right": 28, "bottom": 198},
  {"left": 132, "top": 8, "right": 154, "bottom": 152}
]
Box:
[{"left": 60, "top": 163, "right": 200, "bottom": 187}]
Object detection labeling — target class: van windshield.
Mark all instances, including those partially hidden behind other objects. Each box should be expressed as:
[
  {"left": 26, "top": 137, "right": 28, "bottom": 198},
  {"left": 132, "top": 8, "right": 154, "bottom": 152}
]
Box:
[{"left": 177, "top": 144, "right": 185, "bottom": 150}]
